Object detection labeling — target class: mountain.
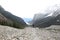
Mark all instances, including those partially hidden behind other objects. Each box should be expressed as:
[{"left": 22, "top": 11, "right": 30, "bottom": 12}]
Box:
[
  {"left": 32, "top": 13, "right": 60, "bottom": 28},
  {"left": 23, "top": 18, "right": 32, "bottom": 23},
  {"left": 0, "top": 5, "right": 26, "bottom": 29},
  {"left": 32, "top": 13, "right": 50, "bottom": 24}
]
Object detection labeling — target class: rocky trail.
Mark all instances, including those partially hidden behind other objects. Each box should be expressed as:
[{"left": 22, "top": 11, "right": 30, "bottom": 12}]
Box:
[{"left": 0, "top": 25, "right": 60, "bottom": 40}]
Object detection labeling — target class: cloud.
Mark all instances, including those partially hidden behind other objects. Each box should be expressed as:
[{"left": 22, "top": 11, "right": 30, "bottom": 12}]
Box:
[{"left": 0, "top": 0, "right": 60, "bottom": 18}]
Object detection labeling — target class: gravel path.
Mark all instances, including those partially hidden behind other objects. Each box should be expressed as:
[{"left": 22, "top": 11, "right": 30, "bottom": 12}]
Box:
[{"left": 0, "top": 25, "right": 60, "bottom": 40}]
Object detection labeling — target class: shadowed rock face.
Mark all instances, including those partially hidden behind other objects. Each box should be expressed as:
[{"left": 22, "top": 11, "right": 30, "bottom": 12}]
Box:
[
  {"left": 0, "top": 13, "right": 13, "bottom": 26},
  {"left": 32, "top": 13, "right": 60, "bottom": 28},
  {"left": 0, "top": 5, "right": 26, "bottom": 29}
]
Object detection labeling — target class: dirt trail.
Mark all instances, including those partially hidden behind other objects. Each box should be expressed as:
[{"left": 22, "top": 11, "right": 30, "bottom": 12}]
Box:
[{"left": 0, "top": 25, "right": 60, "bottom": 40}]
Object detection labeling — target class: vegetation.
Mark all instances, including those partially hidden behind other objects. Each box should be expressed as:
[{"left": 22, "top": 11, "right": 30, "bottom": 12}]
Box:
[{"left": 0, "top": 15, "right": 26, "bottom": 29}]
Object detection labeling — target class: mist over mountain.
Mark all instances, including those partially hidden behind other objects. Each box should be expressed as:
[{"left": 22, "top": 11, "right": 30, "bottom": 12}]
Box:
[
  {"left": 0, "top": 4, "right": 60, "bottom": 28},
  {"left": 32, "top": 14, "right": 60, "bottom": 28},
  {"left": 32, "top": 13, "right": 50, "bottom": 22},
  {"left": 31, "top": 5, "right": 60, "bottom": 28}
]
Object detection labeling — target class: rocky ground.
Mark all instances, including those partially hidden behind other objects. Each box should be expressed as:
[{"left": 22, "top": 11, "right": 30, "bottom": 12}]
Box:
[{"left": 0, "top": 25, "right": 60, "bottom": 40}]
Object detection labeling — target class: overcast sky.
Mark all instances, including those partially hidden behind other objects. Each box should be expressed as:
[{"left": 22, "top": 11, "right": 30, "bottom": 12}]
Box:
[{"left": 0, "top": 0, "right": 60, "bottom": 18}]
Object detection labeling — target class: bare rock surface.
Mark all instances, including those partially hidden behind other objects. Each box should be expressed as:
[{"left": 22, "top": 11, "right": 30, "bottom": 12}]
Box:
[{"left": 0, "top": 25, "right": 60, "bottom": 40}]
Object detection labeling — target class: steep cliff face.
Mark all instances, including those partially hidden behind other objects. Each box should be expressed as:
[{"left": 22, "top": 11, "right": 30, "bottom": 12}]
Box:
[
  {"left": 0, "top": 13, "right": 13, "bottom": 26},
  {"left": 32, "top": 13, "right": 60, "bottom": 28},
  {"left": 0, "top": 6, "right": 26, "bottom": 29},
  {"left": 0, "top": 13, "right": 7, "bottom": 21},
  {"left": 32, "top": 13, "right": 49, "bottom": 22}
]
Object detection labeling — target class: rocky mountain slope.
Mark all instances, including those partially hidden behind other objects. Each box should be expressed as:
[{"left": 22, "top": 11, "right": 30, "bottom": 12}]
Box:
[
  {"left": 32, "top": 13, "right": 49, "bottom": 22},
  {"left": 0, "top": 13, "right": 13, "bottom": 26},
  {"left": 0, "top": 25, "right": 60, "bottom": 40},
  {"left": 0, "top": 6, "right": 26, "bottom": 29},
  {"left": 32, "top": 12, "right": 60, "bottom": 28}
]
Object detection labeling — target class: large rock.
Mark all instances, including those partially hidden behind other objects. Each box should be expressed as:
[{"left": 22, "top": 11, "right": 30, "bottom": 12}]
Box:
[{"left": 0, "top": 5, "right": 26, "bottom": 29}]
